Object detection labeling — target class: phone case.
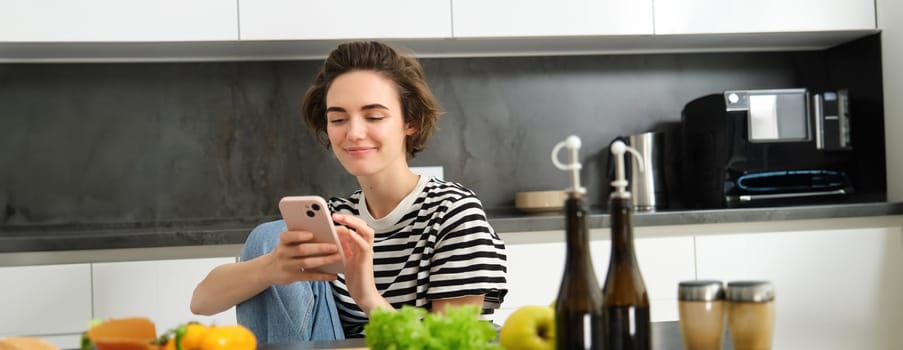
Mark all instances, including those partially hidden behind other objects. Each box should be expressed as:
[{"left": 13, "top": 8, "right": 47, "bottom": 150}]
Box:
[{"left": 278, "top": 196, "right": 346, "bottom": 274}]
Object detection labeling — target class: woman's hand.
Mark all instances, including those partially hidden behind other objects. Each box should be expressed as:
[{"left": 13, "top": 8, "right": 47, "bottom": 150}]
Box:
[
  {"left": 332, "top": 213, "right": 392, "bottom": 314},
  {"left": 262, "top": 230, "right": 343, "bottom": 285}
]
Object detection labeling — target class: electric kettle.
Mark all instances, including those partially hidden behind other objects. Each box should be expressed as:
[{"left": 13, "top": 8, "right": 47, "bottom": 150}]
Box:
[{"left": 608, "top": 132, "right": 667, "bottom": 211}]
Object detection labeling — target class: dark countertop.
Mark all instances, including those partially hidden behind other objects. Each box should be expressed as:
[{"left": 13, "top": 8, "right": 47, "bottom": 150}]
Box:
[
  {"left": 2, "top": 201, "right": 902, "bottom": 253},
  {"left": 488, "top": 200, "right": 903, "bottom": 232}
]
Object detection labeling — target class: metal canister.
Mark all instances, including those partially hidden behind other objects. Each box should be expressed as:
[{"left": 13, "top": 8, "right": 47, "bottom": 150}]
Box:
[
  {"left": 726, "top": 281, "right": 776, "bottom": 350},
  {"left": 627, "top": 132, "right": 665, "bottom": 212},
  {"left": 678, "top": 280, "right": 726, "bottom": 350}
]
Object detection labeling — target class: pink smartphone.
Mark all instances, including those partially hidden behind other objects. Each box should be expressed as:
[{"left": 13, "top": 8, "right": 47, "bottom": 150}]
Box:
[{"left": 278, "top": 196, "right": 346, "bottom": 274}]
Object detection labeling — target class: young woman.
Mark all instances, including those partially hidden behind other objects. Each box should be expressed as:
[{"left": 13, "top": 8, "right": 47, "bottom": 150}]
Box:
[{"left": 190, "top": 41, "right": 508, "bottom": 343}]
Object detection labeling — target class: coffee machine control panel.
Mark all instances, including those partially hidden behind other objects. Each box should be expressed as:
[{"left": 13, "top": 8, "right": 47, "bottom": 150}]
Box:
[
  {"left": 813, "top": 89, "right": 852, "bottom": 150},
  {"left": 724, "top": 91, "right": 750, "bottom": 111},
  {"left": 722, "top": 89, "right": 810, "bottom": 143}
]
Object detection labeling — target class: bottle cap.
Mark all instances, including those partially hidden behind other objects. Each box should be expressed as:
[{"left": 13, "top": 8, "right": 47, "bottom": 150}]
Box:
[
  {"left": 678, "top": 280, "right": 725, "bottom": 301},
  {"left": 726, "top": 281, "right": 775, "bottom": 302},
  {"left": 609, "top": 140, "right": 644, "bottom": 199},
  {"left": 552, "top": 135, "right": 586, "bottom": 194}
]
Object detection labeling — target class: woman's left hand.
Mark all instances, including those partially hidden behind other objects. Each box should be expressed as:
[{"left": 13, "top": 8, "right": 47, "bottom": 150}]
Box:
[{"left": 332, "top": 213, "right": 391, "bottom": 314}]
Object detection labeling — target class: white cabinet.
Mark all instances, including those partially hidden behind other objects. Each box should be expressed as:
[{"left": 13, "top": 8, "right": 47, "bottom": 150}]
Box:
[
  {"left": 627, "top": 236, "right": 696, "bottom": 322},
  {"left": 498, "top": 241, "right": 564, "bottom": 322},
  {"left": 0, "top": 0, "right": 878, "bottom": 60},
  {"left": 238, "top": 0, "right": 452, "bottom": 40},
  {"left": 0, "top": 0, "right": 239, "bottom": 42},
  {"left": 92, "top": 257, "right": 237, "bottom": 334},
  {"left": 0, "top": 257, "right": 237, "bottom": 349},
  {"left": 879, "top": 0, "right": 903, "bottom": 202},
  {"left": 0, "top": 264, "right": 92, "bottom": 349},
  {"left": 499, "top": 224, "right": 903, "bottom": 348},
  {"left": 495, "top": 234, "right": 694, "bottom": 325},
  {"left": 452, "top": 0, "right": 653, "bottom": 37},
  {"left": 695, "top": 227, "right": 903, "bottom": 350},
  {"left": 654, "top": 0, "right": 875, "bottom": 34}
]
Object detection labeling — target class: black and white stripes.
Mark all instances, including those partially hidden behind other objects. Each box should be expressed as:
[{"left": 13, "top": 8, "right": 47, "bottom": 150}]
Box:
[{"left": 327, "top": 176, "right": 508, "bottom": 337}]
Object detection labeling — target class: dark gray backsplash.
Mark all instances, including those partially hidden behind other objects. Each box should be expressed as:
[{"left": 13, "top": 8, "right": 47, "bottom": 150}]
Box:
[{"left": 0, "top": 37, "right": 884, "bottom": 226}]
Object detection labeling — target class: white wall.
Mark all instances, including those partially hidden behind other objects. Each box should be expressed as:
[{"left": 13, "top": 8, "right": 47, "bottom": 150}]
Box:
[{"left": 879, "top": 0, "right": 903, "bottom": 201}]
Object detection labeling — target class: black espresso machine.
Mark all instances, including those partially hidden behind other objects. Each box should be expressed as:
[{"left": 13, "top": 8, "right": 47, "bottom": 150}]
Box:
[{"left": 680, "top": 88, "right": 854, "bottom": 208}]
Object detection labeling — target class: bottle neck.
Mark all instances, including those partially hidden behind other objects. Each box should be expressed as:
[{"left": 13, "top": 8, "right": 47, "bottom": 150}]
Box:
[
  {"left": 564, "top": 193, "right": 591, "bottom": 256},
  {"left": 609, "top": 196, "right": 636, "bottom": 257}
]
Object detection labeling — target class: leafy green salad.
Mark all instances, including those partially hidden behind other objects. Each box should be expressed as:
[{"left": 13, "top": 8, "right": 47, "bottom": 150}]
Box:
[{"left": 364, "top": 305, "right": 501, "bottom": 350}]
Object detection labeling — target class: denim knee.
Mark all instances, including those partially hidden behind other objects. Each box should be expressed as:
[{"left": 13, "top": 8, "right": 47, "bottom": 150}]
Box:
[
  {"left": 241, "top": 220, "right": 287, "bottom": 262},
  {"left": 236, "top": 219, "right": 345, "bottom": 342}
]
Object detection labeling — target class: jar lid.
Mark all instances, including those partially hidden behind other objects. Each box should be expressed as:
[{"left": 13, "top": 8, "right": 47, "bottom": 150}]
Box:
[
  {"left": 726, "top": 281, "right": 775, "bottom": 302},
  {"left": 678, "top": 280, "right": 725, "bottom": 301}
]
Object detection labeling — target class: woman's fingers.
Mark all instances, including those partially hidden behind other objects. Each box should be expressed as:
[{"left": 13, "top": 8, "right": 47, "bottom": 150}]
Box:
[
  {"left": 335, "top": 226, "right": 370, "bottom": 254},
  {"left": 336, "top": 229, "right": 356, "bottom": 258},
  {"left": 277, "top": 252, "right": 342, "bottom": 278},
  {"left": 332, "top": 213, "right": 375, "bottom": 243},
  {"left": 274, "top": 229, "right": 343, "bottom": 278},
  {"left": 279, "top": 230, "right": 314, "bottom": 244},
  {"left": 278, "top": 230, "right": 339, "bottom": 256},
  {"left": 293, "top": 252, "right": 343, "bottom": 270}
]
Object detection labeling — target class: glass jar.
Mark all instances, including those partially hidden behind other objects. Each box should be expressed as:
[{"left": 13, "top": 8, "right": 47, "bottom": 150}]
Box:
[
  {"left": 678, "top": 280, "right": 726, "bottom": 350},
  {"left": 726, "top": 281, "right": 775, "bottom": 350}
]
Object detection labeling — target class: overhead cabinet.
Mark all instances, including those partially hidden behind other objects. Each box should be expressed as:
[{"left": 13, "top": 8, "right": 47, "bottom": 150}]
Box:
[
  {"left": 0, "top": 0, "right": 238, "bottom": 42},
  {"left": 238, "top": 0, "right": 452, "bottom": 40},
  {"left": 452, "top": 0, "right": 654, "bottom": 37},
  {"left": 654, "top": 0, "right": 876, "bottom": 34},
  {"left": 0, "top": 0, "right": 879, "bottom": 60}
]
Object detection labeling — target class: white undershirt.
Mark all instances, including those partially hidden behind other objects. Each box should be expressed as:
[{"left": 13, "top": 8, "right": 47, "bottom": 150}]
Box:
[{"left": 357, "top": 175, "right": 430, "bottom": 232}]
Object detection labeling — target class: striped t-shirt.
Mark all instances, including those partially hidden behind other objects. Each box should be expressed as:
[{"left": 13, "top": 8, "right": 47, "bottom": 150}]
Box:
[{"left": 328, "top": 176, "right": 508, "bottom": 337}]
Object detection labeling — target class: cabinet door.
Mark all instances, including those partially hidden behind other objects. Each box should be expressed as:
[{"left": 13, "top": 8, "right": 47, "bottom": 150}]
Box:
[
  {"left": 499, "top": 241, "right": 565, "bottom": 322},
  {"left": 695, "top": 227, "right": 903, "bottom": 350},
  {"left": 654, "top": 0, "right": 875, "bottom": 34},
  {"left": 239, "top": 0, "right": 452, "bottom": 40},
  {"left": 0, "top": 0, "right": 238, "bottom": 42},
  {"left": 453, "top": 0, "right": 653, "bottom": 37},
  {"left": 0, "top": 264, "right": 92, "bottom": 349},
  {"left": 92, "top": 257, "right": 237, "bottom": 333}
]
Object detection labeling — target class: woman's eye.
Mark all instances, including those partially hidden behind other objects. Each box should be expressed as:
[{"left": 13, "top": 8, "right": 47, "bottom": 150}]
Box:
[
  {"left": 329, "top": 118, "right": 346, "bottom": 124},
  {"left": 366, "top": 115, "right": 385, "bottom": 121}
]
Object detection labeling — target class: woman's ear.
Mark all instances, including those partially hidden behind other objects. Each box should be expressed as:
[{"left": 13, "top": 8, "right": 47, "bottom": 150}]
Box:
[{"left": 405, "top": 122, "right": 417, "bottom": 136}]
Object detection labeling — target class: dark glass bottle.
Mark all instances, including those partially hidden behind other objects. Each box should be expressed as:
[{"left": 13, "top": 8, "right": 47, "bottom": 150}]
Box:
[
  {"left": 602, "top": 196, "right": 651, "bottom": 350},
  {"left": 555, "top": 192, "right": 604, "bottom": 350}
]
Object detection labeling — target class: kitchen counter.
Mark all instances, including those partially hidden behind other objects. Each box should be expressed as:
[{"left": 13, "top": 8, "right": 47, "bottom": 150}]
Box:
[
  {"left": 161, "top": 321, "right": 687, "bottom": 350},
  {"left": 2, "top": 201, "right": 902, "bottom": 254},
  {"left": 60, "top": 321, "right": 689, "bottom": 350}
]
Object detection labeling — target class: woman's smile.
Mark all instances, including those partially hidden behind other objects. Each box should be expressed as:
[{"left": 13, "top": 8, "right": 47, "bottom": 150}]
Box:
[{"left": 344, "top": 146, "right": 377, "bottom": 157}]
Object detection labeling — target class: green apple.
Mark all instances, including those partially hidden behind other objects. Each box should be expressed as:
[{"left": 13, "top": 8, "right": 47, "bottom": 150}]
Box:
[{"left": 499, "top": 305, "right": 556, "bottom": 350}]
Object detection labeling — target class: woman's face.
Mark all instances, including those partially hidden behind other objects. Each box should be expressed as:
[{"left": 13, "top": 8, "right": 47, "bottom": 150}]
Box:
[{"left": 325, "top": 70, "right": 414, "bottom": 177}]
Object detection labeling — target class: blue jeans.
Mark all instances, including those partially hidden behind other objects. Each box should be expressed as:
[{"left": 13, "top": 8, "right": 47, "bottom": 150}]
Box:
[{"left": 236, "top": 220, "right": 346, "bottom": 344}]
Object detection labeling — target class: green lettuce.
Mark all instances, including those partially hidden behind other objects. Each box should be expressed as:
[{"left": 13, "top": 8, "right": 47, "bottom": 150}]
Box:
[{"left": 364, "top": 305, "right": 501, "bottom": 350}]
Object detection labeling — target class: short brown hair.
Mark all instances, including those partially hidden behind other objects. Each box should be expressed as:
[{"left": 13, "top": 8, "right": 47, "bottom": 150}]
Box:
[{"left": 301, "top": 41, "right": 441, "bottom": 158}]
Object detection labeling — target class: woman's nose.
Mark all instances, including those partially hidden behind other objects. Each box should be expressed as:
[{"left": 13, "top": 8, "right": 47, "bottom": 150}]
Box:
[{"left": 346, "top": 117, "right": 366, "bottom": 140}]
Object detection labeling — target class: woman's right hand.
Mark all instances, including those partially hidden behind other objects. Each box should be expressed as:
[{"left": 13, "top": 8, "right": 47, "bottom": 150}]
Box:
[{"left": 263, "top": 230, "right": 344, "bottom": 285}]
